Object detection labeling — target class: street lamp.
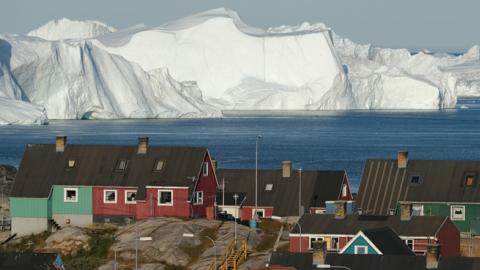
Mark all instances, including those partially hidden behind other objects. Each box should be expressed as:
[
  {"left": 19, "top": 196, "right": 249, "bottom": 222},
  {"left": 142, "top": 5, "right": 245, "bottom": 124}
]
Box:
[
  {"left": 298, "top": 168, "right": 302, "bottom": 217},
  {"left": 255, "top": 134, "right": 262, "bottom": 220},
  {"left": 271, "top": 216, "right": 303, "bottom": 253},
  {"left": 134, "top": 222, "right": 152, "bottom": 270},
  {"left": 316, "top": 265, "right": 352, "bottom": 270},
  {"left": 233, "top": 193, "right": 239, "bottom": 243},
  {"left": 182, "top": 233, "right": 217, "bottom": 270}
]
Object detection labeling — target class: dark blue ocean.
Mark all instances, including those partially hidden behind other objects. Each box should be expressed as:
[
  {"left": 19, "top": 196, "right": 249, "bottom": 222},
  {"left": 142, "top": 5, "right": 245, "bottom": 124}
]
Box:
[{"left": 2, "top": 98, "right": 480, "bottom": 191}]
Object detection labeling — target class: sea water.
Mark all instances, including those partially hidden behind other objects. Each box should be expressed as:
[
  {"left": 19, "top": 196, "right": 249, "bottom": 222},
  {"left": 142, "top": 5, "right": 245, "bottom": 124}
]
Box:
[{"left": 1, "top": 98, "right": 480, "bottom": 191}]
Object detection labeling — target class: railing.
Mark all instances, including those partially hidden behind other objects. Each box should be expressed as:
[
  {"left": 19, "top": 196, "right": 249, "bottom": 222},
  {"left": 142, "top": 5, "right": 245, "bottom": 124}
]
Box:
[{"left": 214, "top": 239, "right": 247, "bottom": 270}]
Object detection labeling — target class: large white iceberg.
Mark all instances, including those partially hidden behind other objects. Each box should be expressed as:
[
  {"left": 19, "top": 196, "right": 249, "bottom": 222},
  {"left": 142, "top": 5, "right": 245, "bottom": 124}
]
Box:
[{"left": 1, "top": 8, "right": 480, "bottom": 125}]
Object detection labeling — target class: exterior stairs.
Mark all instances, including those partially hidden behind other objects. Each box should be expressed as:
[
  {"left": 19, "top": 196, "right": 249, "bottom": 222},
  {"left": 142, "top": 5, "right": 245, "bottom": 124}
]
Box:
[
  {"left": 49, "top": 218, "right": 61, "bottom": 231},
  {"left": 209, "top": 238, "right": 247, "bottom": 270}
]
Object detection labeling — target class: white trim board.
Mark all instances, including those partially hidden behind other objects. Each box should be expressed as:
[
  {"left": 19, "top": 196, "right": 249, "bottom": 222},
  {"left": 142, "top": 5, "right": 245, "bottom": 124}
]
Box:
[{"left": 338, "top": 231, "right": 383, "bottom": 255}]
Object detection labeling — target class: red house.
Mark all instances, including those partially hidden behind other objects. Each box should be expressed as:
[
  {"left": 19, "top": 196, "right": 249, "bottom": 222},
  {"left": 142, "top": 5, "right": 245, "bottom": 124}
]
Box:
[
  {"left": 216, "top": 161, "right": 353, "bottom": 221},
  {"left": 289, "top": 209, "right": 460, "bottom": 257}
]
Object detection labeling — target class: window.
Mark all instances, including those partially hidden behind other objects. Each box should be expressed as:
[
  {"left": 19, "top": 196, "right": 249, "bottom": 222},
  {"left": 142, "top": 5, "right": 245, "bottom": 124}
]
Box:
[
  {"left": 104, "top": 190, "right": 117, "bottom": 203},
  {"left": 342, "top": 184, "right": 348, "bottom": 197},
  {"left": 410, "top": 175, "right": 422, "bottom": 185},
  {"left": 451, "top": 205, "right": 465, "bottom": 221},
  {"left": 405, "top": 239, "right": 414, "bottom": 250},
  {"left": 331, "top": 237, "right": 339, "bottom": 250},
  {"left": 310, "top": 237, "right": 324, "bottom": 249},
  {"left": 153, "top": 160, "right": 165, "bottom": 171},
  {"left": 116, "top": 159, "right": 128, "bottom": 171},
  {"left": 202, "top": 162, "right": 209, "bottom": 176},
  {"left": 67, "top": 160, "right": 75, "bottom": 168},
  {"left": 464, "top": 173, "right": 476, "bottom": 187},
  {"left": 253, "top": 209, "right": 265, "bottom": 219},
  {"left": 125, "top": 190, "right": 137, "bottom": 204},
  {"left": 265, "top": 184, "right": 273, "bottom": 191},
  {"left": 389, "top": 208, "right": 396, "bottom": 215},
  {"left": 193, "top": 191, "right": 204, "bottom": 205},
  {"left": 64, "top": 188, "right": 78, "bottom": 202},
  {"left": 354, "top": 245, "right": 368, "bottom": 254},
  {"left": 158, "top": 190, "right": 173, "bottom": 206},
  {"left": 412, "top": 204, "right": 424, "bottom": 216}
]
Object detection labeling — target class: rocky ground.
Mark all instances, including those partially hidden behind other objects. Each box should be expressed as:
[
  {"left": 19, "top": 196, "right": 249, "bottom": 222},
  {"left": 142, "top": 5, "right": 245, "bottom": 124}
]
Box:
[
  {"left": 0, "top": 165, "right": 15, "bottom": 212},
  {"left": 1, "top": 217, "right": 285, "bottom": 270}
]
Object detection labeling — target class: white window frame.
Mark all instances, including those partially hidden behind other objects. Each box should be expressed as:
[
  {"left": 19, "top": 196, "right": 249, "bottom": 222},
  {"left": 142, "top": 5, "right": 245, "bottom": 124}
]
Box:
[
  {"left": 158, "top": 190, "right": 173, "bottom": 206},
  {"left": 405, "top": 239, "right": 414, "bottom": 251},
  {"left": 64, "top": 188, "right": 78, "bottom": 203},
  {"left": 412, "top": 204, "right": 424, "bottom": 216},
  {"left": 253, "top": 209, "right": 265, "bottom": 219},
  {"left": 342, "top": 184, "right": 348, "bottom": 197},
  {"left": 125, "top": 190, "right": 137, "bottom": 204},
  {"left": 103, "top": 190, "right": 117, "bottom": 204},
  {"left": 451, "top": 205, "right": 466, "bottom": 221},
  {"left": 193, "top": 191, "right": 204, "bottom": 205},
  {"left": 265, "top": 184, "right": 273, "bottom": 191},
  {"left": 354, "top": 245, "right": 368, "bottom": 254},
  {"left": 309, "top": 237, "right": 324, "bottom": 250},
  {"left": 202, "top": 162, "right": 209, "bottom": 176}
]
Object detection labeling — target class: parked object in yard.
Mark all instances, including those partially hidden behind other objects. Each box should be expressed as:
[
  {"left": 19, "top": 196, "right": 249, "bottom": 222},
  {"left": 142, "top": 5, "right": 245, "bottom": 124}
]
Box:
[{"left": 9, "top": 136, "right": 218, "bottom": 236}]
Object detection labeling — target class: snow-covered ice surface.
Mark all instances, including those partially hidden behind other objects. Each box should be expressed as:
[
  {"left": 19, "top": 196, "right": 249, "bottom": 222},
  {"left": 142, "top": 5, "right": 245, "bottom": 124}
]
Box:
[
  {"left": 1, "top": 8, "right": 480, "bottom": 125},
  {"left": 27, "top": 18, "right": 117, "bottom": 40}
]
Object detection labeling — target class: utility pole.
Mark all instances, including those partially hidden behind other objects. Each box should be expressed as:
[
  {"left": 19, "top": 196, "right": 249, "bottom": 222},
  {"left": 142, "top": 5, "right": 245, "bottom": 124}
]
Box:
[
  {"left": 255, "top": 135, "right": 262, "bottom": 220},
  {"left": 299, "top": 168, "right": 302, "bottom": 216},
  {"left": 234, "top": 193, "right": 239, "bottom": 244}
]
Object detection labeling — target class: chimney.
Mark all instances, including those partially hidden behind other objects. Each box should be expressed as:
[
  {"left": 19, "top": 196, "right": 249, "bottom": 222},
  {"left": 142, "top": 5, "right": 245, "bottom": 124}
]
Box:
[
  {"left": 400, "top": 202, "right": 412, "bottom": 221},
  {"left": 397, "top": 151, "right": 408, "bottom": 168},
  {"left": 334, "top": 201, "right": 347, "bottom": 219},
  {"left": 137, "top": 137, "right": 149, "bottom": 154},
  {"left": 212, "top": 159, "right": 218, "bottom": 170},
  {"left": 282, "top": 161, "right": 292, "bottom": 178},
  {"left": 55, "top": 136, "right": 67, "bottom": 152},
  {"left": 426, "top": 245, "right": 439, "bottom": 269},
  {"left": 312, "top": 241, "right": 327, "bottom": 265}
]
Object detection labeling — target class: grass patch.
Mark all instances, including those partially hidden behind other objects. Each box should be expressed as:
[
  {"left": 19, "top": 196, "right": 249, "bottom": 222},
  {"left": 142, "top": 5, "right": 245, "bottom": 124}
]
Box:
[
  {"left": 1, "top": 231, "right": 51, "bottom": 252},
  {"left": 256, "top": 219, "right": 283, "bottom": 252},
  {"left": 63, "top": 227, "right": 116, "bottom": 270}
]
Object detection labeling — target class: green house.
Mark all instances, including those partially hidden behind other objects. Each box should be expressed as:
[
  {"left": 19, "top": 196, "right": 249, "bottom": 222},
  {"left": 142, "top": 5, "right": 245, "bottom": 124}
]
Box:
[
  {"left": 339, "top": 227, "right": 414, "bottom": 255},
  {"left": 356, "top": 152, "right": 480, "bottom": 234},
  {"left": 10, "top": 185, "right": 93, "bottom": 236}
]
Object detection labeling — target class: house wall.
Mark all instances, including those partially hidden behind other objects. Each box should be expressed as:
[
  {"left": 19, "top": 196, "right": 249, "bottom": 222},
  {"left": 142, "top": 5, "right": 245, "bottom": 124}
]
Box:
[
  {"left": 289, "top": 235, "right": 310, "bottom": 252},
  {"left": 339, "top": 174, "right": 354, "bottom": 200},
  {"left": 341, "top": 236, "right": 380, "bottom": 254},
  {"left": 135, "top": 187, "right": 191, "bottom": 219},
  {"left": 437, "top": 218, "right": 461, "bottom": 256},
  {"left": 289, "top": 235, "right": 351, "bottom": 253},
  {"left": 240, "top": 207, "right": 274, "bottom": 221},
  {"left": 192, "top": 153, "right": 218, "bottom": 217},
  {"left": 417, "top": 203, "right": 480, "bottom": 233},
  {"left": 11, "top": 217, "right": 49, "bottom": 236},
  {"left": 10, "top": 197, "right": 50, "bottom": 218},
  {"left": 51, "top": 186, "right": 92, "bottom": 215},
  {"left": 93, "top": 187, "right": 137, "bottom": 216}
]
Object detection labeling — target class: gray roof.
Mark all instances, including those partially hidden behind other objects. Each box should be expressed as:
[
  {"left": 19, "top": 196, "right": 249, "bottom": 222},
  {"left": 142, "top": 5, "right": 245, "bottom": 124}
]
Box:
[
  {"left": 357, "top": 159, "right": 480, "bottom": 215},
  {"left": 293, "top": 214, "right": 448, "bottom": 237},
  {"left": 361, "top": 227, "right": 414, "bottom": 255},
  {"left": 12, "top": 144, "right": 208, "bottom": 200},
  {"left": 325, "top": 254, "right": 426, "bottom": 270},
  {"left": 438, "top": 256, "right": 480, "bottom": 270},
  {"left": 216, "top": 169, "right": 347, "bottom": 217},
  {"left": 269, "top": 252, "right": 316, "bottom": 270}
]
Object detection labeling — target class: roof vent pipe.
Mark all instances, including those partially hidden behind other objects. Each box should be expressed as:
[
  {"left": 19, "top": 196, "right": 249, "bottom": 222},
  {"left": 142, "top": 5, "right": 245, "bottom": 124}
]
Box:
[
  {"left": 397, "top": 151, "right": 408, "bottom": 168},
  {"left": 55, "top": 136, "right": 67, "bottom": 152},
  {"left": 137, "top": 137, "right": 149, "bottom": 154}
]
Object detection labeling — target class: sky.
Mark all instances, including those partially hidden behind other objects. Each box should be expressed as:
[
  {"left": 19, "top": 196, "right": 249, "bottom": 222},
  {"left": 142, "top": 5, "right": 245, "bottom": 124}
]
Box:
[{"left": 1, "top": 0, "right": 479, "bottom": 52}]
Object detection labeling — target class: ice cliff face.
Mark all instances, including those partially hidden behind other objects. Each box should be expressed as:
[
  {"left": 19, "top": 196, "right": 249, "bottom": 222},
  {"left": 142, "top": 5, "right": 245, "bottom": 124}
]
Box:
[
  {"left": 27, "top": 18, "right": 117, "bottom": 40},
  {"left": 0, "top": 8, "right": 479, "bottom": 125}
]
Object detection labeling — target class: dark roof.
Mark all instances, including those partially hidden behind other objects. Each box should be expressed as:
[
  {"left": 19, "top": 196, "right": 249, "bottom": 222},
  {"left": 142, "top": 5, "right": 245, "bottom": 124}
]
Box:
[
  {"left": 216, "top": 169, "right": 346, "bottom": 216},
  {"left": 357, "top": 159, "right": 480, "bottom": 215},
  {"left": 0, "top": 252, "right": 61, "bottom": 270},
  {"left": 294, "top": 214, "right": 447, "bottom": 237},
  {"left": 325, "top": 254, "right": 426, "bottom": 270},
  {"left": 438, "top": 256, "right": 480, "bottom": 270},
  {"left": 361, "top": 227, "right": 414, "bottom": 255},
  {"left": 216, "top": 192, "right": 247, "bottom": 206},
  {"left": 269, "top": 252, "right": 316, "bottom": 270},
  {"left": 12, "top": 144, "right": 208, "bottom": 200}
]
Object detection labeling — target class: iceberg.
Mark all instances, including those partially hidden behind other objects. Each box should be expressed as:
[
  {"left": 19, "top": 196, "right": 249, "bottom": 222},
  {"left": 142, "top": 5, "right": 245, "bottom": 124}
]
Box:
[{"left": 0, "top": 8, "right": 480, "bottom": 125}]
